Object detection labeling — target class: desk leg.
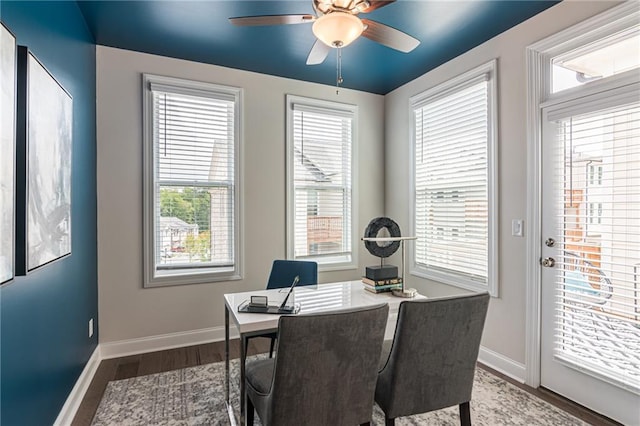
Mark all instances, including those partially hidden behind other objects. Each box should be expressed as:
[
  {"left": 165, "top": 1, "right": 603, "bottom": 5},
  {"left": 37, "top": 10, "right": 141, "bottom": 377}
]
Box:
[
  {"left": 225, "top": 305, "right": 230, "bottom": 403},
  {"left": 240, "top": 333, "right": 247, "bottom": 426},
  {"left": 225, "top": 306, "right": 237, "bottom": 425}
]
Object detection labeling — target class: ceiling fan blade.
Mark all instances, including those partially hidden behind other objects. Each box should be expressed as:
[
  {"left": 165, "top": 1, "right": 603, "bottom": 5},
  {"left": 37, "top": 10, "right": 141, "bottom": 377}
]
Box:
[
  {"left": 360, "top": 0, "right": 395, "bottom": 13},
  {"left": 229, "top": 14, "right": 315, "bottom": 26},
  {"left": 361, "top": 19, "right": 420, "bottom": 53},
  {"left": 306, "top": 39, "right": 331, "bottom": 65}
]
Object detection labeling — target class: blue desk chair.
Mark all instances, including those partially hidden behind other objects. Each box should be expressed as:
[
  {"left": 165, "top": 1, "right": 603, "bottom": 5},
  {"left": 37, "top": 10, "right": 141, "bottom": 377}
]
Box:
[
  {"left": 252, "top": 260, "right": 318, "bottom": 357},
  {"left": 266, "top": 260, "right": 318, "bottom": 290}
]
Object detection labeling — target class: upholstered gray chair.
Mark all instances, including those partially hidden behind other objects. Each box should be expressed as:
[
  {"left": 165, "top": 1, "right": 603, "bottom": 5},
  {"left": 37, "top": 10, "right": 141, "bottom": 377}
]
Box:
[
  {"left": 376, "top": 292, "right": 490, "bottom": 426},
  {"left": 245, "top": 303, "right": 389, "bottom": 426}
]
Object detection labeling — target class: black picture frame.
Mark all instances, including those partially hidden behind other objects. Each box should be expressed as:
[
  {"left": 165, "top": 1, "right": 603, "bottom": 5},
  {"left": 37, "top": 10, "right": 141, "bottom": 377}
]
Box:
[
  {"left": 16, "top": 46, "right": 73, "bottom": 274},
  {"left": 1, "top": 22, "right": 17, "bottom": 285}
]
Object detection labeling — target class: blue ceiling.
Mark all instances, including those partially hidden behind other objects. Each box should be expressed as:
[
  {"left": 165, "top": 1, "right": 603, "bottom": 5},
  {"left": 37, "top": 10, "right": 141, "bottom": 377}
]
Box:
[{"left": 76, "top": 0, "right": 559, "bottom": 94}]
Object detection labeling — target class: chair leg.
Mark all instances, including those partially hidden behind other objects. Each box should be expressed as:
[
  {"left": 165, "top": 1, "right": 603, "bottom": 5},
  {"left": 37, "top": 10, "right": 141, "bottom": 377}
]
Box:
[
  {"left": 246, "top": 395, "right": 255, "bottom": 426},
  {"left": 385, "top": 417, "right": 395, "bottom": 426},
  {"left": 269, "top": 337, "right": 276, "bottom": 358},
  {"left": 459, "top": 401, "right": 471, "bottom": 426}
]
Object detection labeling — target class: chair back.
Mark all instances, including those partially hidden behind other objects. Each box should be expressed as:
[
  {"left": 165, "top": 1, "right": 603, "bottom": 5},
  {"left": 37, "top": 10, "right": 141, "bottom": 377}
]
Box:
[
  {"left": 266, "top": 260, "right": 317, "bottom": 289},
  {"left": 376, "top": 292, "right": 490, "bottom": 419},
  {"left": 267, "top": 304, "right": 389, "bottom": 426}
]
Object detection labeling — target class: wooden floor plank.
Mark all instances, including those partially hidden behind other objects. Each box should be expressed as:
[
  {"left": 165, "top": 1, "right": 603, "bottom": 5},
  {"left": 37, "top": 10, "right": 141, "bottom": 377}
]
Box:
[
  {"left": 114, "top": 360, "right": 140, "bottom": 380},
  {"left": 137, "top": 349, "right": 165, "bottom": 376},
  {"left": 226, "top": 339, "right": 241, "bottom": 360},
  {"left": 247, "top": 337, "right": 272, "bottom": 356},
  {"left": 197, "top": 342, "right": 223, "bottom": 365},
  {"left": 161, "top": 346, "right": 200, "bottom": 372}
]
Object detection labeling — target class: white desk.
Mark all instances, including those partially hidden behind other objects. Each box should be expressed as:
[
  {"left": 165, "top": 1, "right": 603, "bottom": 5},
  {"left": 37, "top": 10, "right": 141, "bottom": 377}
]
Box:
[{"left": 223, "top": 280, "right": 425, "bottom": 425}]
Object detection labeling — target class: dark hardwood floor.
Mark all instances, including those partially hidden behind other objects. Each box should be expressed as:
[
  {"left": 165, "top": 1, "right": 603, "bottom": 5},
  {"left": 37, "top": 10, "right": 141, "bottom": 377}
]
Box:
[{"left": 73, "top": 339, "right": 620, "bottom": 426}]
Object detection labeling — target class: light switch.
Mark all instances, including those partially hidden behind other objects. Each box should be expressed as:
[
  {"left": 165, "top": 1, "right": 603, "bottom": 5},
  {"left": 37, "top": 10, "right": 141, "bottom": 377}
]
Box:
[{"left": 512, "top": 219, "right": 524, "bottom": 237}]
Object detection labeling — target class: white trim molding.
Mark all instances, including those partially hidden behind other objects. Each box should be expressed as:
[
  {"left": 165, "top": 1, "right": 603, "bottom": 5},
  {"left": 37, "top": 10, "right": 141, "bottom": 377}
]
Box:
[
  {"left": 524, "top": 39, "right": 543, "bottom": 389},
  {"left": 53, "top": 347, "right": 101, "bottom": 426},
  {"left": 100, "top": 325, "right": 239, "bottom": 359},
  {"left": 478, "top": 346, "right": 527, "bottom": 383}
]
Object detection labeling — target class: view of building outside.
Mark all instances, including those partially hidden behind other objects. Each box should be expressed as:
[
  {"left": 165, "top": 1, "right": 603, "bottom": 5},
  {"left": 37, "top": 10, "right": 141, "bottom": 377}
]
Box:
[
  {"left": 562, "top": 104, "right": 640, "bottom": 322},
  {"left": 157, "top": 187, "right": 211, "bottom": 264},
  {"left": 296, "top": 188, "right": 346, "bottom": 257},
  {"left": 552, "top": 28, "right": 640, "bottom": 329}
]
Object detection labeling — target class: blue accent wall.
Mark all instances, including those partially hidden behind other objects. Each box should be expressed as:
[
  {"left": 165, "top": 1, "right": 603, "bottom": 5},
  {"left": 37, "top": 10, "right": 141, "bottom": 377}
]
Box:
[{"left": 0, "top": 2, "right": 97, "bottom": 425}]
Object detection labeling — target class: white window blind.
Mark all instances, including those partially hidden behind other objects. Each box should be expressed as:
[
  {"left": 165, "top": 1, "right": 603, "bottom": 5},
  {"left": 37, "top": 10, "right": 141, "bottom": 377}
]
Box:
[
  {"left": 412, "top": 61, "right": 497, "bottom": 294},
  {"left": 287, "top": 98, "right": 355, "bottom": 267},
  {"left": 143, "top": 75, "right": 241, "bottom": 286},
  {"left": 550, "top": 100, "right": 640, "bottom": 390}
]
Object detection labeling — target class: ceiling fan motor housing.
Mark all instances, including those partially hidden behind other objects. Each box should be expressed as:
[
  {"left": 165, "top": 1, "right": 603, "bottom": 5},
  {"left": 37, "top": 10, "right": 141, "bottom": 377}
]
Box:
[{"left": 314, "top": 0, "right": 371, "bottom": 15}]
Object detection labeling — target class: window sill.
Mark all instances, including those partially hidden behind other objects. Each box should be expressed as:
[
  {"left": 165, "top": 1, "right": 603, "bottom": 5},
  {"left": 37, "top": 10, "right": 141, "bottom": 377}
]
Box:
[
  {"left": 144, "top": 268, "right": 242, "bottom": 288},
  {"left": 318, "top": 263, "right": 358, "bottom": 273},
  {"left": 410, "top": 267, "right": 497, "bottom": 297},
  {"left": 297, "top": 254, "right": 357, "bottom": 273}
]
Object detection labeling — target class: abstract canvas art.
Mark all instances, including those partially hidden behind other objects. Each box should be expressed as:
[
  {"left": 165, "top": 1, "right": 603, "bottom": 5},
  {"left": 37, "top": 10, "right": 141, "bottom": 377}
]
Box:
[
  {"left": 17, "top": 47, "right": 72, "bottom": 272},
  {"left": 0, "top": 23, "right": 16, "bottom": 284}
]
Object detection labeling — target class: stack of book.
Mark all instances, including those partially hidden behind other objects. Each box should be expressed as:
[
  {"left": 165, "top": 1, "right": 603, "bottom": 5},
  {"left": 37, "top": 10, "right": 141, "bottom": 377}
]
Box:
[{"left": 362, "top": 276, "right": 403, "bottom": 294}]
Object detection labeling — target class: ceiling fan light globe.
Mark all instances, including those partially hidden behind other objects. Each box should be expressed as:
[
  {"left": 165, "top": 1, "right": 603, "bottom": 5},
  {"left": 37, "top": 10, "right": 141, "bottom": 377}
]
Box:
[{"left": 312, "top": 12, "right": 364, "bottom": 48}]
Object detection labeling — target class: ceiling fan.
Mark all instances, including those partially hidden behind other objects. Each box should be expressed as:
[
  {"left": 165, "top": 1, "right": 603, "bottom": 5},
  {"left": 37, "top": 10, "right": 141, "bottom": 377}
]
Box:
[{"left": 229, "top": 0, "right": 420, "bottom": 66}]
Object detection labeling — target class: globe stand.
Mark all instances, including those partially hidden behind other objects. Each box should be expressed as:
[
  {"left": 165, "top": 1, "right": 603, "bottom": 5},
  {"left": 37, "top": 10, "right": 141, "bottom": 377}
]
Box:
[{"left": 361, "top": 236, "right": 418, "bottom": 298}]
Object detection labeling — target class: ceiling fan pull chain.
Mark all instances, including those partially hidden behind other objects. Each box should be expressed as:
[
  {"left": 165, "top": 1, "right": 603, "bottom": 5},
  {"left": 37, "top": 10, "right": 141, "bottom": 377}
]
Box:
[{"left": 336, "top": 46, "right": 344, "bottom": 94}]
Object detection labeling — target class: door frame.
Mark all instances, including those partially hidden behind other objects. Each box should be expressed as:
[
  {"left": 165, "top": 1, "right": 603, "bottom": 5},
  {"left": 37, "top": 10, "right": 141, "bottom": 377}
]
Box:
[{"left": 524, "top": 1, "right": 640, "bottom": 388}]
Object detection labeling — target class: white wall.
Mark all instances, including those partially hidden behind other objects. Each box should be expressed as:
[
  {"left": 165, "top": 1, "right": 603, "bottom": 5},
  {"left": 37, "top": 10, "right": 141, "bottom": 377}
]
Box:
[
  {"left": 383, "top": 0, "right": 619, "bottom": 365},
  {"left": 96, "top": 46, "right": 384, "bottom": 343}
]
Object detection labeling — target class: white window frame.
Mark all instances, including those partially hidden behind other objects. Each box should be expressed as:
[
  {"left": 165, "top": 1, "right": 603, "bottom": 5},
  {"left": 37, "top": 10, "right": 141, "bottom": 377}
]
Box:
[
  {"left": 285, "top": 94, "right": 358, "bottom": 271},
  {"left": 142, "top": 74, "right": 243, "bottom": 287},
  {"left": 525, "top": 1, "right": 639, "bottom": 387},
  {"left": 409, "top": 60, "right": 499, "bottom": 297}
]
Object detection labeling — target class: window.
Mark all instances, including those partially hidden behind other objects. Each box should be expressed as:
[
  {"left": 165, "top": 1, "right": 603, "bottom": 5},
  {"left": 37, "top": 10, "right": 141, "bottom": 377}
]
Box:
[
  {"left": 551, "top": 26, "right": 640, "bottom": 94},
  {"left": 588, "top": 164, "right": 603, "bottom": 186},
  {"left": 143, "top": 74, "right": 242, "bottom": 287},
  {"left": 286, "top": 95, "right": 357, "bottom": 270},
  {"left": 410, "top": 60, "right": 498, "bottom": 295},
  {"left": 587, "top": 202, "right": 603, "bottom": 225}
]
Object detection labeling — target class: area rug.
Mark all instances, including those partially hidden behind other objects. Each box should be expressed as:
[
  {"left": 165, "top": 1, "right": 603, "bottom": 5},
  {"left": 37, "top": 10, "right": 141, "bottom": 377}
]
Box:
[{"left": 92, "top": 356, "right": 587, "bottom": 425}]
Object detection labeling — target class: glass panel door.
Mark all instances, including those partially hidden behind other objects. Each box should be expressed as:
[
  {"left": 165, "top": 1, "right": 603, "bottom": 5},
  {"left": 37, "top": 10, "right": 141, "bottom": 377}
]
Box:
[{"left": 540, "top": 94, "right": 640, "bottom": 424}]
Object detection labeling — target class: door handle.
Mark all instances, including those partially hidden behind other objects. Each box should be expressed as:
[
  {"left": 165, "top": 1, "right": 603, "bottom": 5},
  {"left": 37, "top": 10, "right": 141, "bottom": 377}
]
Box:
[{"left": 541, "top": 257, "right": 555, "bottom": 268}]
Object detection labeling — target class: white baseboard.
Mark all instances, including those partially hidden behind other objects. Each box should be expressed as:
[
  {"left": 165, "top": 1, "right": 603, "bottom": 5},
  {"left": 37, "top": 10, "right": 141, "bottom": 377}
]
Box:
[
  {"left": 100, "top": 325, "right": 239, "bottom": 359},
  {"left": 478, "top": 345, "right": 527, "bottom": 383},
  {"left": 53, "top": 346, "right": 101, "bottom": 426}
]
